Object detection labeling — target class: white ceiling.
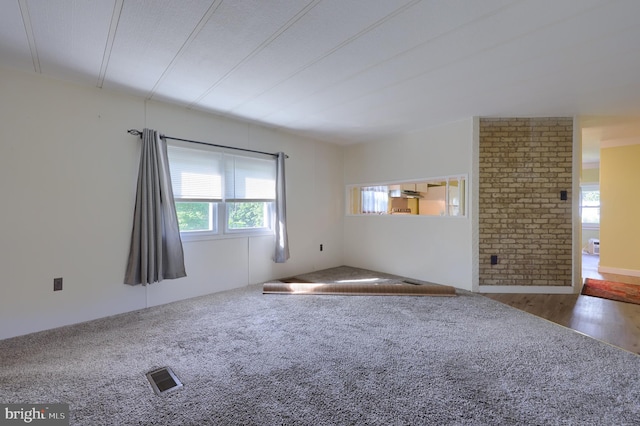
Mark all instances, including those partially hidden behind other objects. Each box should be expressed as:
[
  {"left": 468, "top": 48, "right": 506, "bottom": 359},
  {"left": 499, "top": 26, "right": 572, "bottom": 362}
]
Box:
[{"left": 2, "top": 0, "right": 640, "bottom": 145}]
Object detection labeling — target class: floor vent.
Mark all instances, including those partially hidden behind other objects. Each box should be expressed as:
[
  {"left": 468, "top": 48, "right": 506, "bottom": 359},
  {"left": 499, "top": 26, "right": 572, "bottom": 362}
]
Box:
[{"left": 146, "top": 367, "right": 183, "bottom": 395}]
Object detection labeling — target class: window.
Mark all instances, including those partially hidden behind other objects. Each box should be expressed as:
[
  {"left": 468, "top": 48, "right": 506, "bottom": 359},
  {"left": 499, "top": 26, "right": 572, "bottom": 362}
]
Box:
[
  {"left": 227, "top": 202, "right": 273, "bottom": 231},
  {"left": 176, "top": 202, "right": 216, "bottom": 231},
  {"left": 581, "top": 185, "right": 600, "bottom": 228},
  {"left": 224, "top": 154, "right": 276, "bottom": 232},
  {"left": 167, "top": 143, "right": 275, "bottom": 237},
  {"left": 361, "top": 186, "right": 389, "bottom": 214},
  {"left": 347, "top": 176, "right": 466, "bottom": 217},
  {"left": 168, "top": 145, "right": 222, "bottom": 234}
]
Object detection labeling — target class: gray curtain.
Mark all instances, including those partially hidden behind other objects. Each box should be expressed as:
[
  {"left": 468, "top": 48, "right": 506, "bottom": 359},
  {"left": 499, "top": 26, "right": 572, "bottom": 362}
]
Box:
[
  {"left": 274, "top": 152, "right": 290, "bottom": 263},
  {"left": 124, "top": 129, "right": 186, "bottom": 285}
]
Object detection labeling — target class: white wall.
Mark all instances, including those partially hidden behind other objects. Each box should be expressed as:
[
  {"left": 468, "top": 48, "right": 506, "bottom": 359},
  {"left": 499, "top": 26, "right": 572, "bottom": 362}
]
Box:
[
  {"left": 343, "top": 119, "right": 474, "bottom": 290},
  {"left": 0, "top": 67, "right": 343, "bottom": 339}
]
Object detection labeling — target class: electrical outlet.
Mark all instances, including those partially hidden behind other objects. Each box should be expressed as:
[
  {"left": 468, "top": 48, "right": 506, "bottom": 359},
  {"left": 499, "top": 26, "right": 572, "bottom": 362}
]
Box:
[
  {"left": 320, "top": 244, "right": 324, "bottom": 251},
  {"left": 53, "top": 277, "right": 63, "bottom": 291},
  {"left": 490, "top": 255, "right": 498, "bottom": 265}
]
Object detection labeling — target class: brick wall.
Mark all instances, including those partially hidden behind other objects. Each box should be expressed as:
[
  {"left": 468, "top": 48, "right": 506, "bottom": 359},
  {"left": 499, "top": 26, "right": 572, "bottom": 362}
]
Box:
[{"left": 479, "top": 117, "right": 573, "bottom": 286}]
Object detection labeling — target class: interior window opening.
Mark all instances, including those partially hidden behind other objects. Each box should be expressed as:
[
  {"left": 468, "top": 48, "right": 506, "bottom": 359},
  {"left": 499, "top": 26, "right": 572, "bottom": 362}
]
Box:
[{"left": 347, "top": 176, "right": 467, "bottom": 217}]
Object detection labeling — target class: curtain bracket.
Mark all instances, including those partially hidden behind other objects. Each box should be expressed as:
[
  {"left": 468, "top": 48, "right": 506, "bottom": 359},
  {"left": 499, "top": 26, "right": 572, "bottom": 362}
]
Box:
[{"left": 127, "top": 129, "right": 142, "bottom": 138}]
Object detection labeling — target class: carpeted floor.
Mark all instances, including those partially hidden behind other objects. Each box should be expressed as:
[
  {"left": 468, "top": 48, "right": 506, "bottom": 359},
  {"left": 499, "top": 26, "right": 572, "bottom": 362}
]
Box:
[{"left": 1, "top": 267, "right": 639, "bottom": 425}]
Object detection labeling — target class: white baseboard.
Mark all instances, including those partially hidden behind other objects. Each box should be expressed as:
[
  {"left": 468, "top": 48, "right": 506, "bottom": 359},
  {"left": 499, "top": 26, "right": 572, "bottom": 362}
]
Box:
[
  {"left": 478, "top": 285, "right": 576, "bottom": 294},
  {"left": 597, "top": 266, "right": 640, "bottom": 278}
]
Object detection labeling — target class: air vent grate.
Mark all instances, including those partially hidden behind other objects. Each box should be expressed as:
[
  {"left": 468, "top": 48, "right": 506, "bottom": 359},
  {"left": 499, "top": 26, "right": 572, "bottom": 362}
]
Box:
[{"left": 146, "top": 367, "right": 183, "bottom": 395}]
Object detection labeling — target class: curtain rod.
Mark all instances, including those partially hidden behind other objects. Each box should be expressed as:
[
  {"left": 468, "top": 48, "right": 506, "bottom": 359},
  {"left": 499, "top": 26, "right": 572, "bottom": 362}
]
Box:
[{"left": 127, "top": 129, "right": 288, "bottom": 158}]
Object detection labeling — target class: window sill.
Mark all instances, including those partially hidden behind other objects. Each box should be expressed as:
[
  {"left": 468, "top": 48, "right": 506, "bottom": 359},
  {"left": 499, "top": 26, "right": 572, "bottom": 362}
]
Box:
[
  {"left": 346, "top": 213, "right": 467, "bottom": 219},
  {"left": 180, "top": 230, "right": 274, "bottom": 243}
]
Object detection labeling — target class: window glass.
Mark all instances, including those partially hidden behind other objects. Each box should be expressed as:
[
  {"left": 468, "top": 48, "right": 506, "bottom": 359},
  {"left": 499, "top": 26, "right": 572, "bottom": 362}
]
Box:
[
  {"left": 175, "top": 202, "right": 216, "bottom": 232},
  {"left": 418, "top": 181, "right": 446, "bottom": 216},
  {"left": 581, "top": 187, "right": 600, "bottom": 226},
  {"left": 227, "top": 202, "right": 272, "bottom": 231}
]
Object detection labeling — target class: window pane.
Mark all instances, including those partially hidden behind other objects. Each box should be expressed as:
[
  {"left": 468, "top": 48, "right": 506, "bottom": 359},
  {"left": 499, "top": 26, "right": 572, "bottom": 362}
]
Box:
[
  {"left": 228, "top": 202, "right": 270, "bottom": 230},
  {"left": 580, "top": 188, "right": 599, "bottom": 225},
  {"left": 447, "top": 178, "right": 465, "bottom": 216},
  {"left": 581, "top": 206, "right": 600, "bottom": 224},
  {"left": 420, "top": 182, "right": 446, "bottom": 216},
  {"left": 176, "top": 202, "right": 215, "bottom": 231},
  {"left": 581, "top": 190, "right": 600, "bottom": 207}
]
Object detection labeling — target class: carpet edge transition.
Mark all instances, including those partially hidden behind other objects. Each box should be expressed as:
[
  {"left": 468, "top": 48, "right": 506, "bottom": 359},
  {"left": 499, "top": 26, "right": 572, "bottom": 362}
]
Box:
[{"left": 263, "top": 282, "right": 457, "bottom": 296}]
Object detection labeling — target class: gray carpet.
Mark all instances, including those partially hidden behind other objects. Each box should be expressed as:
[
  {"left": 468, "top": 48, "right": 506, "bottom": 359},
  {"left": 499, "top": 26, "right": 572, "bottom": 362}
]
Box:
[{"left": 1, "top": 267, "right": 639, "bottom": 425}]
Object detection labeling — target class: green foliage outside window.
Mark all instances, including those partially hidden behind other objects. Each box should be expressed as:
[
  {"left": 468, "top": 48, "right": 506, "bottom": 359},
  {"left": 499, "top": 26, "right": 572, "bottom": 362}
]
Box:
[
  {"left": 176, "top": 202, "right": 210, "bottom": 231},
  {"left": 174, "top": 201, "right": 269, "bottom": 232},
  {"left": 228, "top": 202, "right": 265, "bottom": 229}
]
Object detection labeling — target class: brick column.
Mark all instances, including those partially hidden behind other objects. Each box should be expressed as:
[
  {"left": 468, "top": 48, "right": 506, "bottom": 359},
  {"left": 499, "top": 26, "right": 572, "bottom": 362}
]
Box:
[{"left": 478, "top": 118, "right": 573, "bottom": 287}]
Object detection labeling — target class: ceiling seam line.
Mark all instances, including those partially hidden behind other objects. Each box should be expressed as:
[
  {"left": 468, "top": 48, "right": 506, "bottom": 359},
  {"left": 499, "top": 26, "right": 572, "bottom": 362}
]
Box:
[
  {"left": 18, "top": 0, "right": 40, "bottom": 73},
  {"left": 278, "top": 0, "right": 610, "bottom": 128},
  {"left": 146, "top": 0, "right": 224, "bottom": 100},
  {"left": 224, "top": 0, "right": 423, "bottom": 116},
  {"left": 341, "top": 0, "right": 620, "bottom": 124},
  {"left": 263, "top": 0, "right": 531, "bottom": 126},
  {"left": 97, "top": 0, "right": 124, "bottom": 88},
  {"left": 187, "top": 0, "right": 323, "bottom": 109}
]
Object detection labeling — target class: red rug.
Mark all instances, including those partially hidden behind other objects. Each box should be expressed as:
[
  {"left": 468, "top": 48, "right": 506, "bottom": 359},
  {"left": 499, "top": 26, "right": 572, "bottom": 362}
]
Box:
[{"left": 582, "top": 278, "right": 640, "bottom": 305}]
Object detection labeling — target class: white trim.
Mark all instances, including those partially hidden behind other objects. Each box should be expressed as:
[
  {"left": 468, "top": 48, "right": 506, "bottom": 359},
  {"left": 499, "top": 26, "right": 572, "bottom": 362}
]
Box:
[
  {"left": 598, "top": 266, "right": 640, "bottom": 278},
  {"left": 479, "top": 285, "right": 575, "bottom": 294},
  {"left": 581, "top": 224, "right": 600, "bottom": 231},
  {"left": 573, "top": 116, "right": 582, "bottom": 299},
  {"left": 581, "top": 183, "right": 599, "bottom": 190},
  {"left": 601, "top": 138, "right": 640, "bottom": 149},
  {"left": 346, "top": 174, "right": 469, "bottom": 189},
  {"left": 582, "top": 162, "right": 600, "bottom": 169},
  {"left": 472, "top": 116, "right": 480, "bottom": 293}
]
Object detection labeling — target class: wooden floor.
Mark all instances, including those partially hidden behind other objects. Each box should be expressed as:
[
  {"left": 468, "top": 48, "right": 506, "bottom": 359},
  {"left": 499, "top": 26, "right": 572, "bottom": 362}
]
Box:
[{"left": 483, "top": 254, "right": 640, "bottom": 355}]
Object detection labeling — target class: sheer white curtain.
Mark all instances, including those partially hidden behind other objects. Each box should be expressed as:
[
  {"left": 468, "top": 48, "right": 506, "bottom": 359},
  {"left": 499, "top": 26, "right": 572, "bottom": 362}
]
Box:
[
  {"left": 124, "top": 129, "right": 186, "bottom": 285},
  {"left": 361, "top": 186, "right": 389, "bottom": 214}
]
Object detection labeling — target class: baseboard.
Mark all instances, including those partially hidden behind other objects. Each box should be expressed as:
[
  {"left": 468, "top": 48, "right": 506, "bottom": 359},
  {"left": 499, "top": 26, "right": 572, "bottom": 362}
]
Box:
[
  {"left": 478, "top": 285, "right": 575, "bottom": 294},
  {"left": 598, "top": 266, "right": 640, "bottom": 278}
]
